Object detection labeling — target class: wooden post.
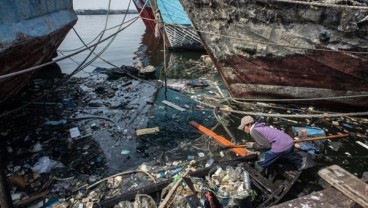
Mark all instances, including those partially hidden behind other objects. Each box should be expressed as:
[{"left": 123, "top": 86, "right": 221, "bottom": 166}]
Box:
[{"left": 0, "top": 148, "right": 13, "bottom": 208}]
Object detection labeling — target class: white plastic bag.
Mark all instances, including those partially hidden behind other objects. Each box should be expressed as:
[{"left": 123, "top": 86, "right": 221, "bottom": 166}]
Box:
[{"left": 32, "top": 156, "right": 65, "bottom": 173}]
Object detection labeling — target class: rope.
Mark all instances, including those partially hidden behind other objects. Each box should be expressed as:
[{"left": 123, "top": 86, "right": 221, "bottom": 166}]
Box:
[
  {"left": 230, "top": 93, "right": 368, "bottom": 102},
  {"left": 58, "top": 23, "right": 131, "bottom": 53},
  {"left": 69, "top": 0, "right": 126, "bottom": 77},
  {"left": 272, "top": 0, "right": 368, "bottom": 10},
  {"left": 190, "top": 92, "right": 368, "bottom": 104},
  {"left": 220, "top": 108, "right": 368, "bottom": 117},
  {"left": 69, "top": 1, "right": 160, "bottom": 89},
  {"left": 0, "top": 16, "right": 140, "bottom": 81}
]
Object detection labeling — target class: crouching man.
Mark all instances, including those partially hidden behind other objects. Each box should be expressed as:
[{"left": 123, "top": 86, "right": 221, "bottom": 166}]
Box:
[{"left": 238, "top": 116, "right": 294, "bottom": 172}]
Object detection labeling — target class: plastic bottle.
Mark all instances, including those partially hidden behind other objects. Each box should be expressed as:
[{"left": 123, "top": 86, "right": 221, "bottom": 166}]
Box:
[{"left": 242, "top": 168, "right": 251, "bottom": 190}]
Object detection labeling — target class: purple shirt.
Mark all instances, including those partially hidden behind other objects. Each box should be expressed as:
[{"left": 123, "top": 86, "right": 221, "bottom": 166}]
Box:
[{"left": 250, "top": 123, "right": 294, "bottom": 153}]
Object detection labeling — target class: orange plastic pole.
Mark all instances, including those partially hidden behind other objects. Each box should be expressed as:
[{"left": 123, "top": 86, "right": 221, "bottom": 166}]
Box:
[
  {"left": 294, "top": 134, "right": 349, "bottom": 143},
  {"left": 188, "top": 121, "right": 248, "bottom": 156}
]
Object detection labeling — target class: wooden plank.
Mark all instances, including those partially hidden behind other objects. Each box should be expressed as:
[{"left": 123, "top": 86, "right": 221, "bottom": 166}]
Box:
[
  {"left": 136, "top": 127, "right": 160, "bottom": 136},
  {"left": 271, "top": 187, "right": 357, "bottom": 208},
  {"left": 162, "top": 100, "right": 186, "bottom": 112},
  {"left": 188, "top": 121, "right": 248, "bottom": 157},
  {"left": 318, "top": 165, "right": 368, "bottom": 208}
]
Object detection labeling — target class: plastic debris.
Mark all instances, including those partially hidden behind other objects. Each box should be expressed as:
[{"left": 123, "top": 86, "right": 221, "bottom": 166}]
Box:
[
  {"left": 121, "top": 150, "right": 130, "bottom": 155},
  {"left": 69, "top": 127, "right": 81, "bottom": 138},
  {"left": 31, "top": 156, "right": 65, "bottom": 173}
]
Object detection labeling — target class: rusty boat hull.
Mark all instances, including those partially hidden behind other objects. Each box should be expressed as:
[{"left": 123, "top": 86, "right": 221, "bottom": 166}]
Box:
[
  {"left": 0, "top": 0, "right": 77, "bottom": 105},
  {"left": 180, "top": 0, "right": 368, "bottom": 107}
]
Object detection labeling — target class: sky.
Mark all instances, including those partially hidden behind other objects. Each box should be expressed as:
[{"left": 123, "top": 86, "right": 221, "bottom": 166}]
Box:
[{"left": 73, "top": 0, "right": 133, "bottom": 10}]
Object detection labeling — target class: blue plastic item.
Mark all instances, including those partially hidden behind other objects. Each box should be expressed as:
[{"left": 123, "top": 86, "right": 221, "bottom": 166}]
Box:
[
  {"left": 292, "top": 126, "right": 326, "bottom": 155},
  {"left": 292, "top": 126, "right": 326, "bottom": 138}
]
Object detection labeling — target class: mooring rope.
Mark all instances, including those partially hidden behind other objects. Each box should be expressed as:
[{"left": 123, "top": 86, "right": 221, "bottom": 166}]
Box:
[
  {"left": 272, "top": 0, "right": 368, "bottom": 10},
  {"left": 220, "top": 108, "right": 368, "bottom": 117},
  {"left": 0, "top": 16, "right": 140, "bottom": 80}
]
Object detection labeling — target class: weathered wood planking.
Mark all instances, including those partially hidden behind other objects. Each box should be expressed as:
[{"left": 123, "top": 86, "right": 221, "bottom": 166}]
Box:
[
  {"left": 318, "top": 165, "right": 368, "bottom": 208},
  {"left": 270, "top": 187, "right": 357, "bottom": 208}
]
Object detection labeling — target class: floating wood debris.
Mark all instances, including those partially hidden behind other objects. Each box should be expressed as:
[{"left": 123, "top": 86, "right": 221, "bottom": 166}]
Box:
[
  {"left": 318, "top": 165, "right": 368, "bottom": 208},
  {"left": 136, "top": 127, "right": 160, "bottom": 136},
  {"left": 162, "top": 100, "right": 186, "bottom": 112}
]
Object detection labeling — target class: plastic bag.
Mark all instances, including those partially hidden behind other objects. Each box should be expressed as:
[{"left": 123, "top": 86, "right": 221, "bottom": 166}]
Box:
[{"left": 32, "top": 156, "right": 65, "bottom": 173}]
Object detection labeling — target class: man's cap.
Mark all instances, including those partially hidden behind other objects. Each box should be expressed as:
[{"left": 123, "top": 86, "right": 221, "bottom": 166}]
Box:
[{"left": 238, "top": 116, "right": 254, "bottom": 130}]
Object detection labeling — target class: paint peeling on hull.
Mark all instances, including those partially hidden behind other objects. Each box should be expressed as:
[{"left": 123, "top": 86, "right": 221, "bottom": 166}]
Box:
[
  {"left": 180, "top": 0, "right": 368, "bottom": 107},
  {"left": 0, "top": 21, "right": 76, "bottom": 105},
  {"left": 218, "top": 52, "right": 368, "bottom": 107},
  {"left": 0, "top": 0, "right": 77, "bottom": 105}
]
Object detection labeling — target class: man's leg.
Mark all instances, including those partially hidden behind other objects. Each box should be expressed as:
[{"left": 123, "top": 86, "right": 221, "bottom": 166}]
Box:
[{"left": 257, "top": 150, "right": 284, "bottom": 168}]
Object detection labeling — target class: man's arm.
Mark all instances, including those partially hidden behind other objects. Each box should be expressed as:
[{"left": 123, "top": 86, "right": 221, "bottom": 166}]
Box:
[{"left": 249, "top": 128, "right": 271, "bottom": 150}]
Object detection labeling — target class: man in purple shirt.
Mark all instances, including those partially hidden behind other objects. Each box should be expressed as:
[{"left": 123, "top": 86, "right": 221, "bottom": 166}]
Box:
[{"left": 238, "top": 116, "right": 294, "bottom": 170}]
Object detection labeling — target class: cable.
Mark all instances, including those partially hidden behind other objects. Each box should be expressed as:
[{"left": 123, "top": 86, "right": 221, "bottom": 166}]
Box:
[
  {"left": 273, "top": 0, "right": 368, "bottom": 10},
  {"left": 70, "top": 1, "right": 160, "bottom": 88},
  {"left": 58, "top": 23, "right": 132, "bottom": 53},
  {"left": 220, "top": 108, "right": 368, "bottom": 117}
]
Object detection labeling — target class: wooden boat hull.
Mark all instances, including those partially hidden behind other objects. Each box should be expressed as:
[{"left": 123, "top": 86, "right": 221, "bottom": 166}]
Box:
[
  {"left": 133, "top": 0, "right": 204, "bottom": 51},
  {"left": 180, "top": 0, "right": 368, "bottom": 107},
  {"left": 0, "top": 0, "right": 77, "bottom": 105},
  {"left": 132, "top": 0, "right": 156, "bottom": 30}
]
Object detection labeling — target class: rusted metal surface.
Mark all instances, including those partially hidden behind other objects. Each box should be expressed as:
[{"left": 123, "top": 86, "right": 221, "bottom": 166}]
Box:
[
  {"left": 180, "top": 0, "right": 368, "bottom": 107},
  {"left": 271, "top": 187, "right": 357, "bottom": 208}
]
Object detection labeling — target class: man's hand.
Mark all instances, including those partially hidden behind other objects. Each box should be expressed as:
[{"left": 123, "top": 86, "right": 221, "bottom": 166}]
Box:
[{"left": 246, "top": 142, "right": 254, "bottom": 148}]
